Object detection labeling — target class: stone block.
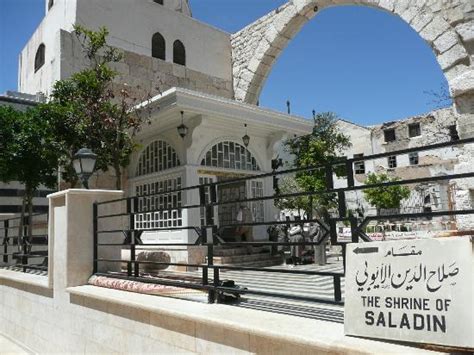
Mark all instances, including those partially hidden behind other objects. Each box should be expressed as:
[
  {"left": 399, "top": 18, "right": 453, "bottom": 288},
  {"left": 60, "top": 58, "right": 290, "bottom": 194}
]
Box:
[
  {"left": 434, "top": 30, "right": 459, "bottom": 53},
  {"left": 455, "top": 21, "right": 474, "bottom": 43},
  {"left": 378, "top": 0, "right": 395, "bottom": 12},
  {"left": 438, "top": 43, "right": 469, "bottom": 69},
  {"left": 410, "top": 11, "right": 434, "bottom": 32},
  {"left": 419, "top": 16, "right": 450, "bottom": 43},
  {"left": 443, "top": 6, "right": 465, "bottom": 26},
  {"left": 400, "top": 6, "right": 421, "bottom": 24},
  {"left": 449, "top": 69, "right": 474, "bottom": 97},
  {"left": 444, "top": 63, "right": 471, "bottom": 81}
]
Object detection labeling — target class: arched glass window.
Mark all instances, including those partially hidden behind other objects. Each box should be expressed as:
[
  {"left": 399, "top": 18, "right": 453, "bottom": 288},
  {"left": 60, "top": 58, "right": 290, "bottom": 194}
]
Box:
[
  {"left": 201, "top": 141, "right": 260, "bottom": 171},
  {"left": 34, "top": 44, "right": 45, "bottom": 72},
  {"left": 136, "top": 140, "right": 180, "bottom": 177},
  {"left": 173, "top": 40, "right": 186, "bottom": 66},
  {"left": 152, "top": 32, "right": 166, "bottom": 60},
  {"left": 48, "top": 0, "right": 54, "bottom": 10}
]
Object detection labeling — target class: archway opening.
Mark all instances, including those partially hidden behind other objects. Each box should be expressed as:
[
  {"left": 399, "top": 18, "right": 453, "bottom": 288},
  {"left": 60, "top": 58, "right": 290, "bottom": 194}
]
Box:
[{"left": 259, "top": 6, "right": 452, "bottom": 125}]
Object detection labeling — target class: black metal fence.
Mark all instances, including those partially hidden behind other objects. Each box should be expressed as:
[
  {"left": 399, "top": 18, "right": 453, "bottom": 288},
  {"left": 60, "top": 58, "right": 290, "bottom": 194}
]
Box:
[
  {"left": 0, "top": 213, "right": 49, "bottom": 273},
  {"left": 93, "top": 137, "right": 474, "bottom": 307}
]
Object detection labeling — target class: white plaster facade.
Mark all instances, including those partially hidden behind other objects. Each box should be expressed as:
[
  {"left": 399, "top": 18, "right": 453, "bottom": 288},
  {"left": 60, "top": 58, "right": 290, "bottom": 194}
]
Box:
[{"left": 14, "top": 0, "right": 474, "bottom": 236}]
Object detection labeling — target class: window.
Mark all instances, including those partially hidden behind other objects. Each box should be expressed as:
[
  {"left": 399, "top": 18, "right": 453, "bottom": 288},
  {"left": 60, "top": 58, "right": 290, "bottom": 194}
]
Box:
[
  {"left": 135, "top": 177, "right": 182, "bottom": 229},
  {"left": 151, "top": 32, "right": 166, "bottom": 60},
  {"left": 153, "top": 0, "right": 164, "bottom": 4},
  {"left": 173, "top": 40, "right": 186, "bottom": 66},
  {"left": 448, "top": 125, "right": 459, "bottom": 141},
  {"left": 199, "top": 177, "right": 214, "bottom": 226},
  {"left": 353, "top": 153, "right": 365, "bottom": 174},
  {"left": 384, "top": 129, "right": 396, "bottom": 142},
  {"left": 408, "top": 123, "right": 421, "bottom": 138},
  {"left": 250, "top": 180, "right": 264, "bottom": 223},
  {"left": 388, "top": 155, "right": 397, "bottom": 169},
  {"left": 136, "top": 140, "right": 180, "bottom": 177},
  {"left": 409, "top": 152, "right": 419, "bottom": 165},
  {"left": 201, "top": 141, "right": 260, "bottom": 171},
  {"left": 48, "top": 0, "right": 54, "bottom": 10},
  {"left": 34, "top": 44, "right": 45, "bottom": 72}
]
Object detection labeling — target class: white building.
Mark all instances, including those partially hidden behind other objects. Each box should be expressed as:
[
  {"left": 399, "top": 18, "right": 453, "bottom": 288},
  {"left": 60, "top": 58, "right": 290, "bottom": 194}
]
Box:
[{"left": 14, "top": 0, "right": 474, "bottom": 264}]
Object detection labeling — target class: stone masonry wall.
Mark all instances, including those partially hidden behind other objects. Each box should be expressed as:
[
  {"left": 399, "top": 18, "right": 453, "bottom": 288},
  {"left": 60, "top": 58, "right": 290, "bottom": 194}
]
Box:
[
  {"left": 231, "top": 0, "right": 474, "bottom": 114},
  {"left": 60, "top": 30, "right": 233, "bottom": 101}
]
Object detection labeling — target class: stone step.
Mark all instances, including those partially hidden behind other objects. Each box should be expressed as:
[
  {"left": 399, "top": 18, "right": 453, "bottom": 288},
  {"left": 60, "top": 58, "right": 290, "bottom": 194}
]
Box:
[
  {"left": 211, "top": 251, "right": 276, "bottom": 264},
  {"left": 219, "top": 255, "right": 284, "bottom": 268},
  {"left": 213, "top": 246, "right": 267, "bottom": 257}
]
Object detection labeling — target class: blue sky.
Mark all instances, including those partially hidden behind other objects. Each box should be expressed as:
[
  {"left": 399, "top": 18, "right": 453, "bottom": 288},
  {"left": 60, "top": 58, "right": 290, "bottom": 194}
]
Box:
[{"left": 0, "top": 0, "right": 449, "bottom": 125}]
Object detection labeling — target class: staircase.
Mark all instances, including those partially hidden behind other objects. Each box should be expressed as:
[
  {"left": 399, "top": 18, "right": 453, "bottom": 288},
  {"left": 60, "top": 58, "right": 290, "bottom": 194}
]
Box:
[{"left": 210, "top": 245, "right": 284, "bottom": 268}]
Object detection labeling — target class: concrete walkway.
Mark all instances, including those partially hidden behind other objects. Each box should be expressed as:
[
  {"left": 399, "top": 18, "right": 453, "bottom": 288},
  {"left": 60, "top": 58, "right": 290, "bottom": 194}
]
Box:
[{"left": 0, "top": 334, "right": 32, "bottom": 355}]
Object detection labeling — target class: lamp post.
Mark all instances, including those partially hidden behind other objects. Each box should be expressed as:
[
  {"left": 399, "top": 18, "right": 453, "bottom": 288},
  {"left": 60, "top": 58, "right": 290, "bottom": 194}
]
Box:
[{"left": 72, "top": 148, "right": 97, "bottom": 189}]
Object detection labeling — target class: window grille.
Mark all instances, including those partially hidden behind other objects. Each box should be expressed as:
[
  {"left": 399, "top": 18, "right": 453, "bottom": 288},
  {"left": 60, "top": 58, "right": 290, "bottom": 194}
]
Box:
[
  {"left": 353, "top": 153, "right": 365, "bottom": 174},
  {"left": 409, "top": 152, "right": 419, "bottom": 165},
  {"left": 250, "top": 180, "right": 264, "bottom": 222},
  {"left": 388, "top": 155, "right": 397, "bottom": 169},
  {"left": 135, "top": 176, "right": 182, "bottom": 230},
  {"left": 173, "top": 40, "right": 186, "bottom": 66},
  {"left": 136, "top": 140, "right": 180, "bottom": 177},
  {"left": 152, "top": 32, "right": 166, "bottom": 60},
  {"left": 408, "top": 123, "right": 421, "bottom": 138},
  {"left": 199, "top": 176, "right": 214, "bottom": 226},
  {"left": 34, "top": 44, "right": 45, "bottom": 72},
  {"left": 201, "top": 141, "right": 260, "bottom": 171}
]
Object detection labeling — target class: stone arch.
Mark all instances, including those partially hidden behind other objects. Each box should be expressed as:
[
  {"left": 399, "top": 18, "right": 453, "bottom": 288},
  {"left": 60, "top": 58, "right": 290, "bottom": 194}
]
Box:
[
  {"left": 231, "top": 0, "right": 474, "bottom": 110},
  {"left": 198, "top": 139, "right": 262, "bottom": 172},
  {"left": 135, "top": 139, "right": 181, "bottom": 177}
]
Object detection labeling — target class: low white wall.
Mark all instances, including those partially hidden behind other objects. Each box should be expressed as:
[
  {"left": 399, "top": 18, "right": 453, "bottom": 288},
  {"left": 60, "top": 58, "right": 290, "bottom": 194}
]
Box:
[{"left": 0, "top": 189, "right": 441, "bottom": 354}]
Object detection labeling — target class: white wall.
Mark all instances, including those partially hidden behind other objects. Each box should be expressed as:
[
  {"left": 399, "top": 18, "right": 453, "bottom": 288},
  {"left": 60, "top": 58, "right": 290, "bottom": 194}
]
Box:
[
  {"left": 18, "top": 0, "right": 78, "bottom": 95},
  {"left": 75, "top": 0, "right": 232, "bottom": 80}
]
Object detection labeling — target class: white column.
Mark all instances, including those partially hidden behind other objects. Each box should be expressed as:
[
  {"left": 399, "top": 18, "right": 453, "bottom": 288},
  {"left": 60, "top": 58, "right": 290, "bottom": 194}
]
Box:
[{"left": 48, "top": 189, "right": 124, "bottom": 297}]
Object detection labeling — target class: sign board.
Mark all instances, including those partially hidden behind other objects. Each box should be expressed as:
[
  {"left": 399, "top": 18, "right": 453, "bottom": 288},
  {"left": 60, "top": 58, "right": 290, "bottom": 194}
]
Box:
[{"left": 345, "top": 237, "right": 474, "bottom": 349}]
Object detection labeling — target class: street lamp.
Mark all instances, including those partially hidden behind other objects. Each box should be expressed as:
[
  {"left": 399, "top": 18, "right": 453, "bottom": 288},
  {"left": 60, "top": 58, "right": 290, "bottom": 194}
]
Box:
[
  {"left": 177, "top": 111, "right": 188, "bottom": 139},
  {"left": 73, "top": 148, "right": 97, "bottom": 189},
  {"left": 242, "top": 124, "right": 250, "bottom": 147}
]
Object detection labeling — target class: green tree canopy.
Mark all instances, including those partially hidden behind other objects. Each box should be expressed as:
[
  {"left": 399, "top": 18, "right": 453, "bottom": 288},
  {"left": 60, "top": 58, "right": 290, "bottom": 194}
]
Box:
[
  {"left": 283, "top": 112, "right": 351, "bottom": 219},
  {"left": 44, "top": 25, "right": 150, "bottom": 189},
  {"left": 363, "top": 172, "right": 411, "bottom": 213}
]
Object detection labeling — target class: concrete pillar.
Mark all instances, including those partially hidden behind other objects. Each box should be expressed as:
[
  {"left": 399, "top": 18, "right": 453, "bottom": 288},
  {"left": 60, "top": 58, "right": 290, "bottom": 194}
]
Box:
[{"left": 48, "top": 189, "right": 124, "bottom": 297}]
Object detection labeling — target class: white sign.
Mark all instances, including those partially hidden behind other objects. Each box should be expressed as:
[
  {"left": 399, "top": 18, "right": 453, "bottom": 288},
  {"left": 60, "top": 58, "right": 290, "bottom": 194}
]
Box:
[{"left": 345, "top": 237, "right": 474, "bottom": 349}]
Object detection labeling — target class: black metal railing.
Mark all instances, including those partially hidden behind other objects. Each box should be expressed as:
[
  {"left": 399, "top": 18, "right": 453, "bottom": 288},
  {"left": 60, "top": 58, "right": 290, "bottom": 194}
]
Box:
[
  {"left": 92, "top": 137, "right": 474, "bottom": 309},
  {"left": 0, "top": 212, "right": 49, "bottom": 273}
]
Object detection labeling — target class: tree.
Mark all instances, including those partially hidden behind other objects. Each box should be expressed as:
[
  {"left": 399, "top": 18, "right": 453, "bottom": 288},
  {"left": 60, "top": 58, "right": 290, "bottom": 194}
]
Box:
[
  {"left": 283, "top": 112, "right": 351, "bottom": 220},
  {"left": 45, "top": 25, "right": 152, "bottom": 189},
  {"left": 274, "top": 176, "right": 310, "bottom": 219},
  {"left": 0, "top": 105, "right": 59, "bottom": 245},
  {"left": 363, "top": 173, "right": 411, "bottom": 215}
]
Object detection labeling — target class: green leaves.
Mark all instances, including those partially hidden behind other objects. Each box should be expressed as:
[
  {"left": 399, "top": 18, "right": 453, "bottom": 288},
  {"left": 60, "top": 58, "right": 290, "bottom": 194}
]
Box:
[
  {"left": 283, "top": 112, "right": 352, "bottom": 218},
  {"left": 0, "top": 105, "right": 59, "bottom": 192},
  {"left": 43, "top": 25, "right": 147, "bottom": 189},
  {"left": 363, "top": 172, "right": 411, "bottom": 211}
]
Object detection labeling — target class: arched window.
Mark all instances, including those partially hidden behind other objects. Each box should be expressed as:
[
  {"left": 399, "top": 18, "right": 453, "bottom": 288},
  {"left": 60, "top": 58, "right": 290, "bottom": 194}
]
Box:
[
  {"left": 34, "top": 44, "right": 45, "bottom": 72},
  {"left": 48, "top": 0, "right": 54, "bottom": 10},
  {"left": 173, "top": 40, "right": 186, "bottom": 66},
  {"left": 136, "top": 140, "right": 180, "bottom": 177},
  {"left": 201, "top": 141, "right": 260, "bottom": 171},
  {"left": 151, "top": 32, "right": 166, "bottom": 60}
]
